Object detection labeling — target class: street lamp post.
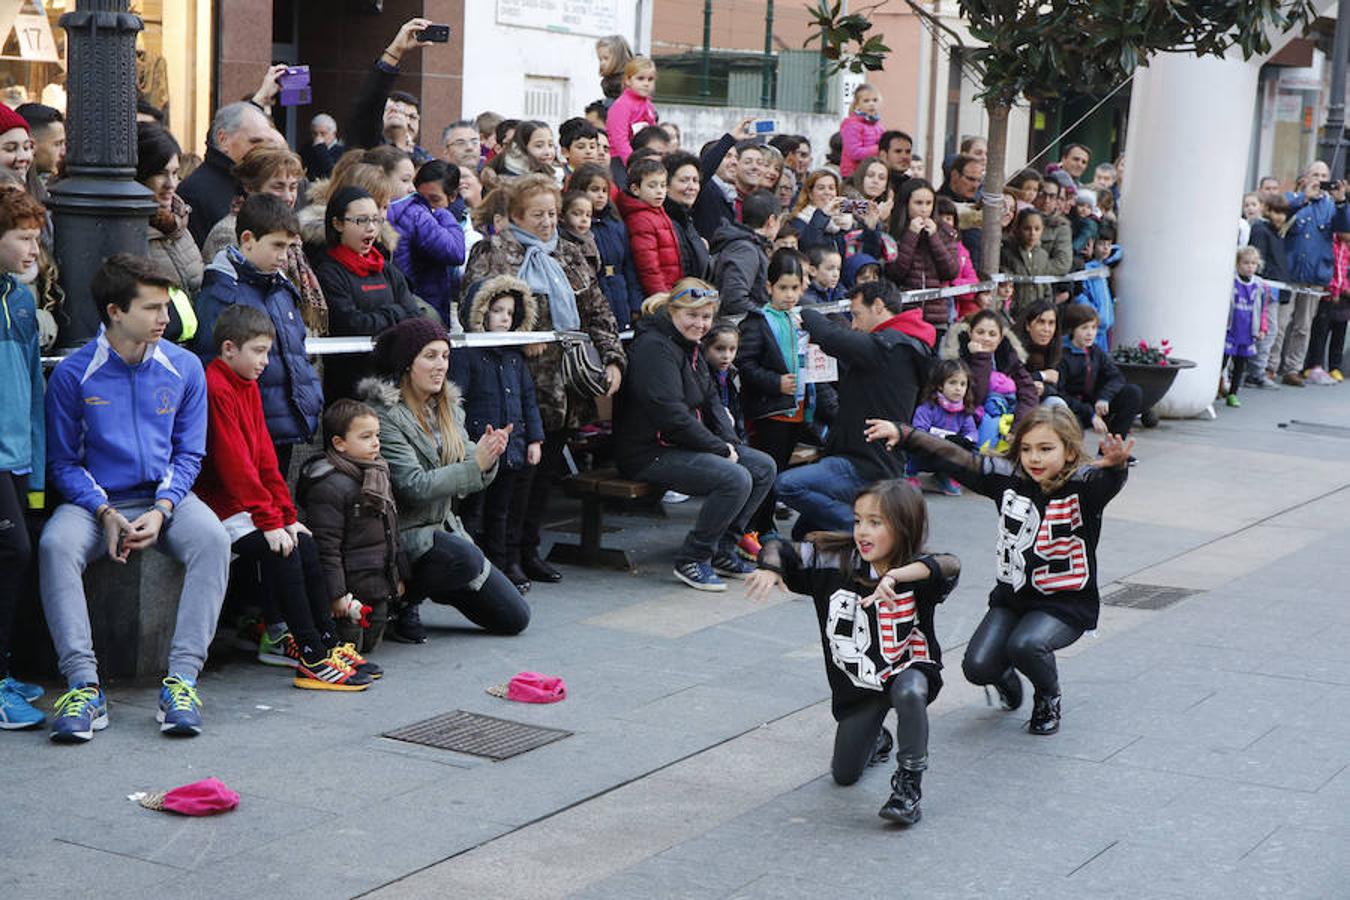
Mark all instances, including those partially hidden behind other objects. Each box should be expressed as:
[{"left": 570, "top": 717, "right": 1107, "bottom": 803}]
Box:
[{"left": 48, "top": 0, "right": 159, "bottom": 345}]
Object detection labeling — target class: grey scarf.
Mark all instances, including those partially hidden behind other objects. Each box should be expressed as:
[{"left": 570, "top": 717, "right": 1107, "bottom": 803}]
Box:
[{"left": 509, "top": 224, "right": 580, "bottom": 331}]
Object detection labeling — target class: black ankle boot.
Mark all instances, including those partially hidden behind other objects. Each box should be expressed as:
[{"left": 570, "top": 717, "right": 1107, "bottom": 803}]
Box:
[
  {"left": 503, "top": 563, "right": 532, "bottom": 593},
  {"left": 994, "top": 668, "right": 1023, "bottom": 711},
  {"left": 387, "top": 601, "right": 428, "bottom": 644},
  {"left": 522, "top": 553, "right": 562, "bottom": 583},
  {"left": 878, "top": 767, "right": 923, "bottom": 825},
  {"left": 869, "top": 727, "right": 893, "bottom": 767},
  {"left": 1029, "top": 693, "right": 1061, "bottom": 735}
]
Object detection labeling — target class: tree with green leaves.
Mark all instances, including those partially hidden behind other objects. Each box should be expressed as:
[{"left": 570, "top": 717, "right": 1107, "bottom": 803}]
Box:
[{"left": 806, "top": 0, "right": 1316, "bottom": 275}]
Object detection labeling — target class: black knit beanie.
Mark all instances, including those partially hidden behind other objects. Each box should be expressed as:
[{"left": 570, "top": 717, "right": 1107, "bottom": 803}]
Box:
[{"left": 373, "top": 317, "right": 451, "bottom": 377}]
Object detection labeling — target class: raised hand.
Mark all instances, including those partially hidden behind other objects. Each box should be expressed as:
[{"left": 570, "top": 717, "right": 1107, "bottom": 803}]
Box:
[{"left": 1094, "top": 433, "right": 1134, "bottom": 468}]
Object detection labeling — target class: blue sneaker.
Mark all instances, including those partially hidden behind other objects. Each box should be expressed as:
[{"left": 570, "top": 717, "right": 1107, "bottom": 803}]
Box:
[
  {"left": 673, "top": 560, "right": 726, "bottom": 592},
  {"left": 49, "top": 685, "right": 107, "bottom": 743},
  {"left": 0, "top": 681, "right": 44, "bottom": 729},
  {"left": 0, "top": 675, "right": 43, "bottom": 703},
  {"left": 157, "top": 675, "right": 203, "bottom": 736},
  {"left": 712, "top": 551, "right": 756, "bottom": 579}
]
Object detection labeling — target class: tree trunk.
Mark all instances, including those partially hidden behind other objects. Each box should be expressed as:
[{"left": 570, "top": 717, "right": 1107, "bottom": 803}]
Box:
[{"left": 979, "top": 100, "right": 1011, "bottom": 280}]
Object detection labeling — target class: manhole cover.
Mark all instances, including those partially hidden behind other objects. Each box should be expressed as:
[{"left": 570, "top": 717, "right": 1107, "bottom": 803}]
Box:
[
  {"left": 1101, "top": 583, "right": 1198, "bottom": 610},
  {"left": 1279, "top": 420, "right": 1350, "bottom": 440},
  {"left": 384, "top": 710, "right": 571, "bottom": 760}
]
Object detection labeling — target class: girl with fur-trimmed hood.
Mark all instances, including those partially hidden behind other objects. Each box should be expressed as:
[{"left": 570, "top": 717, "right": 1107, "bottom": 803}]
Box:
[
  {"left": 939, "top": 310, "right": 1040, "bottom": 430},
  {"left": 449, "top": 274, "right": 546, "bottom": 592}
]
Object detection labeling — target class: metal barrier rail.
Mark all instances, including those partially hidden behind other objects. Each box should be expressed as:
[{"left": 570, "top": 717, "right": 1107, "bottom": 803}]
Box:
[{"left": 40, "top": 268, "right": 1114, "bottom": 365}]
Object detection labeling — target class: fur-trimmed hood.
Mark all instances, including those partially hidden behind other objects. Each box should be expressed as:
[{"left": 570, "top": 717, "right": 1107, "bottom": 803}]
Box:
[
  {"left": 466, "top": 273, "right": 538, "bottom": 334},
  {"left": 940, "top": 319, "right": 1028, "bottom": 363},
  {"left": 355, "top": 375, "right": 462, "bottom": 412}
]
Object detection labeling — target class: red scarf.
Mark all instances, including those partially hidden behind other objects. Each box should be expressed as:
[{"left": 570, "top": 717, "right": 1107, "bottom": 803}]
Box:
[{"left": 327, "top": 243, "right": 385, "bottom": 277}]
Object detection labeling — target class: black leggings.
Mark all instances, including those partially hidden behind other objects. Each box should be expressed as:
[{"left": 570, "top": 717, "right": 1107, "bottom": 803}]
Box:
[
  {"left": 748, "top": 417, "right": 804, "bottom": 534},
  {"left": 460, "top": 466, "right": 523, "bottom": 569},
  {"left": 512, "top": 429, "right": 572, "bottom": 559},
  {"left": 1306, "top": 303, "right": 1348, "bottom": 371},
  {"left": 411, "top": 531, "right": 531, "bottom": 635},
  {"left": 0, "top": 473, "right": 31, "bottom": 678},
  {"left": 1223, "top": 355, "right": 1249, "bottom": 395},
  {"left": 831, "top": 668, "right": 930, "bottom": 785},
  {"left": 963, "top": 607, "right": 1083, "bottom": 698},
  {"left": 232, "top": 530, "right": 336, "bottom": 660}
]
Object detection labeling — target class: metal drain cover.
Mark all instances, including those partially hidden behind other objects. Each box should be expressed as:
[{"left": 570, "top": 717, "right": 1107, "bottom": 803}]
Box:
[
  {"left": 1101, "top": 583, "right": 1198, "bottom": 610},
  {"left": 384, "top": 710, "right": 571, "bottom": 760}
]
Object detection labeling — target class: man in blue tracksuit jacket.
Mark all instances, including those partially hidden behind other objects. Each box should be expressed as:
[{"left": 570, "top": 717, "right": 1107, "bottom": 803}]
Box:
[
  {"left": 39, "top": 254, "right": 230, "bottom": 744},
  {"left": 1280, "top": 165, "right": 1350, "bottom": 382}
]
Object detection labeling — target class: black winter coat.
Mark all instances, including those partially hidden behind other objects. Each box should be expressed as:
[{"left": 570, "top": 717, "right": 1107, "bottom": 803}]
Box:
[
  {"left": 297, "top": 456, "right": 411, "bottom": 605},
  {"left": 711, "top": 221, "right": 769, "bottom": 317},
  {"left": 315, "top": 250, "right": 420, "bottom": 398},
  {"left": 666, "top": 198, "right": 712, "bottom": 282},
  {"left": 799, "top": 308, "right": 931, "bottom": 481},
  {"left": 590, "top": 213, "right": 646, "bottom": 326},
  {"left": 693, "top": 132, "right": 738, "bottom": 242},
  {"left": 1248, "top": 219, "right": 1291, "bottom": 289},
  {"left": 1057, "top": 343, "right": 1126, "bottom": 423},
  {"left": 736, "top": 307, "right": 839, "bottom": 423},
  {"left": 178, "top": 146, "right": 239, "bottom": 248},
  {"left": 448, "top": 346, "right": 546, "bottom": 470},
  {"left": 614, "top": 315, "right": 740, "bottom": 477}
]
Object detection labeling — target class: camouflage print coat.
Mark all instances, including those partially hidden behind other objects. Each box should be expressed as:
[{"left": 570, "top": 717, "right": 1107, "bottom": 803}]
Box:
[{"left": 462, "top": 230, "right": 626, "bottom": 431}]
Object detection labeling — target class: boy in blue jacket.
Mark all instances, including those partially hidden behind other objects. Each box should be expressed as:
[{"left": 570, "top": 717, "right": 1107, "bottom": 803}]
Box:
[
  {"left": 195, "top": 193, "right": 324, "bottom": 474},
  {"left": 1073, "top": 222, "right": 1121, "bottom": 351},
  {"left": 40, "top": 255, "right": 231, "bottom": 743},
  {"left": 0, "top": 190, "right": 47, "bottom": 730}
]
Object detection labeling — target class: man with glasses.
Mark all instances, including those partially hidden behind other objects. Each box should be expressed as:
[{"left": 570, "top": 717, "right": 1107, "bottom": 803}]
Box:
[
  {"left": 441, "top": 120, "right": 482, "bottom": 170},
  {"left": 939, "top": 154, "right": 983, "bottom": 203},
  {"left": 1033, "top": 172, "right": 1074, "bottom": 281}
]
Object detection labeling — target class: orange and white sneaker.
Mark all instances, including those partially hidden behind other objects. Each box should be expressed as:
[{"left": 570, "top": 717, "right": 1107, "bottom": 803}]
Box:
[
  {"left": 332, "top": 643, "right": 382, "bottom": 680},
  {"left": 293, "top": 651, "right": 372, "bottom": 691},
  {"left": 736, "top": 532, "right": 763, "bottom": 561}
]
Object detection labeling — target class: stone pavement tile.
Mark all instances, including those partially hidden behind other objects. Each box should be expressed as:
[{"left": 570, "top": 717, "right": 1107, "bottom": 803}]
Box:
[
  {"left": 1107, "top": 730, "right": 1344, "bottom": 794},
  {"left": 1124, "top": 525, "right": 1325, "bottom": 591},
  {"left": 1220, "top": 825, "right": 1350, "bottom": 899},
  {"left": 1, "top": 837, "right": 186, "bottom": 900},
  {"left": 1094, "top": 519, "right": 1221, "bottom": 586},
  {"left": 568, "top": 854, "right": 748, "bottom": 900},
  {"left": 583, "top": 585, "right": 790, "bottom": 639},
  {"left": 1063, "top": 840, "right": 1236, "bottom": 900},
  {"left": 613, "top": 681, "right": 821, "bottom": 737}
]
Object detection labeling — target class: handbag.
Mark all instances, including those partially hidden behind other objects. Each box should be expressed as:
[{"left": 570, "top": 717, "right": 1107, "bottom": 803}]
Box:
[{"left": 559, "top": 331, "right": 611, "bottom": 397}]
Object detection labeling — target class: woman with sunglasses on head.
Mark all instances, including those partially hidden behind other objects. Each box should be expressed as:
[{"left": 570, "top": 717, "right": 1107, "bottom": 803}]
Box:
[
  {"left": 614, "top": 278, "right": 777, "bottom": 592},
  {"left": 316, "top": 186, "right": 420, "bottom": 398}
]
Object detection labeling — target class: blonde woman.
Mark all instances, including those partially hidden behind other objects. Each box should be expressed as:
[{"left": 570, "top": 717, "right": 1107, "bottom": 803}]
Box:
[
  {"left": 613, "top": 278, "right": 776, "bottom": 592},
  {"left": 358, "top": 317, "right": 531, "bottom": 644}
]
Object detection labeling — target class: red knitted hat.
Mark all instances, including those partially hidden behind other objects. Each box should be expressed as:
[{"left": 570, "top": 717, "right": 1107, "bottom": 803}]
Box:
[{"left": 0, "top": 104, "right": 30, "bottom": 135}]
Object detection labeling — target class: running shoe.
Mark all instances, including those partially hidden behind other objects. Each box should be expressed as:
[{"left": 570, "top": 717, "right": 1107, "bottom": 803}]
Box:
[
  {"left": 1225, "top": 393, "right": 1241, "bottom": 408},
  {"left": 157, "top": 675, "right": 203, "bottom": 736},
  {"left": 0, "top": 675, "right": 43, "bottom": 703},
  {"left": 661, "top": 490, "right": 690, "bottom": 504},
  {"left": 939, "top": 476, "right": 962, "bottom": 496},
  {"left": 1306, "top": 367, "right": 1336, "bottom": 385},
  {"left": 673, "top": 561, "right": 726, "bottom": 592},
  {"left": 49, "top": 684, "right": 107, "bottom": 743},
  {"left": 0, "top": 681, "right": 44, "bottom": 729},
  {"left": 332, "top": 643, "right": 382, "bottom": 680},
  {"left": 257, "top": 630, "right": 301, "bottom": 668},
  {"left": 905, "top": 476, "right": 922, "bottom": 491},
  {"left": 294, "top": 652, "right": 372, "bottom": 691},
  {"left": 1331, "top": 369, "right": 1345, "bottom": 382},
  {"left": 712, "top": 551, "right": 755, "bottom": 579}
]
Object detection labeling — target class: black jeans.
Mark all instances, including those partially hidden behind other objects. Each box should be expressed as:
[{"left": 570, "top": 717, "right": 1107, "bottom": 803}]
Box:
[
  {"left": 411, "top": 531, "right": 531, "bottom": 635},
  {"left": 962, "top": 607, "right": 1083, "bottom": 698},
  {"left": 634, "top": 445, "right": 777, "bottom": 565},
  {"left": 232, "top": 530, "right": 336, "bottom": 660},
  {"left": 0, "top": 473, "right": 31, "bottom": 679},
  {"left": 1306, "top": 302, "right": 1349, "bottom": 371},
  {"left": 831, "top": 668, "right": 930, "bottom": 785},
  {"left": 1223, "top": 356, "right": 1249, "bottom": 395},
  {"left": 461, "top": 466, "right": 523, "bottom": 569},
  {"left": 512, "top": 430, "right": 571, "bottom": 559},
  {"left": 748, "top": 418, "right": 803, "bottom": 534}
]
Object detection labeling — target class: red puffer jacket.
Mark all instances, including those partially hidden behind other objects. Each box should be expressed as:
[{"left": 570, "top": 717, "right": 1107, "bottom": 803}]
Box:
[{"left": 614, "top": 190, "right": 684, "bottom": 297}]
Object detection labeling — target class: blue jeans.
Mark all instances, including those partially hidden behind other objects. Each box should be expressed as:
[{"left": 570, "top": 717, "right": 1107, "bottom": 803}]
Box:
[
  {"left": 635, "top": 446, "right": 777, "bottom": 565},
  {"left": 774, "top": 455, "right": 869, "bottom": 534}
]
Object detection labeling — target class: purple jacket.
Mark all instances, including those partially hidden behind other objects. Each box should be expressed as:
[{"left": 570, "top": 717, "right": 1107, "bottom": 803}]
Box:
[
  {"left": 911, "top": 398, "right": 978, "bottom": 444},
  {"left": 388, "top": 193, "right": 466, "bottom": 322}
]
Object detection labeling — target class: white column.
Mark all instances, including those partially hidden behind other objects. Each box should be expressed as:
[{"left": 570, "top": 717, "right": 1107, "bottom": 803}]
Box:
[{"left": 1115, "top": 52, "right": 1260, "bottom": 418}]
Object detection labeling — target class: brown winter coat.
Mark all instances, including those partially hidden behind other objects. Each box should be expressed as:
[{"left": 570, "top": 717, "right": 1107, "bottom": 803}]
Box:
[{"left": 462, "top": 229, "right": 626, "bottom": 431}]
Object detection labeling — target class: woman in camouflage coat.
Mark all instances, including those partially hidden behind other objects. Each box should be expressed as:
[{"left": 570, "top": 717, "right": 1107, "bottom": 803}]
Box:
[{"left": 462, "top": 173, "right": 626, "bottom": 583}]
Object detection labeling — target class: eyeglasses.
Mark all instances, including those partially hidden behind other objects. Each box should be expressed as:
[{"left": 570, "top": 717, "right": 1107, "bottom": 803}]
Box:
[{"left": 343, "top": 215, "right": 384, "bottom": 228}]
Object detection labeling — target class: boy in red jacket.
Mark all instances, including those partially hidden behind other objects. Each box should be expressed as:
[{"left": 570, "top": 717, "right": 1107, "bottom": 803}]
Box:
[
  {"left": 195, "top": 305, "right": 379, "bottom": 691},
  {"left": 614, "top": 154, "right": 683, "bottom": 296}
]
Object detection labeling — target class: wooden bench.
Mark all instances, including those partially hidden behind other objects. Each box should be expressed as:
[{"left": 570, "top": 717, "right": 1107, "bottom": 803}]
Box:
[{"left": 547, "top": 468, "right": 656, "bottom": 571}]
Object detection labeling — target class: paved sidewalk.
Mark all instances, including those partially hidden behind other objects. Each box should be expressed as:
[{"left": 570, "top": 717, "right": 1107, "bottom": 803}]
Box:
[{"left": 3, "top": 380, "right": 1349, "bottom": 899}]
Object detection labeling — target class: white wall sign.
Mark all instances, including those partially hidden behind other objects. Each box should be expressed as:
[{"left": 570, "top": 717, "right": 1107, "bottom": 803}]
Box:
[{"left": 497, "top": 0, "right": 620, "bottom": 38}]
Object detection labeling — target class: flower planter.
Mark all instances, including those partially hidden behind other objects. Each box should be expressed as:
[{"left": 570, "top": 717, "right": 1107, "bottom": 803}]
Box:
[{"left": 1115, "top": 357, "right": 1197, "bottom": 427}]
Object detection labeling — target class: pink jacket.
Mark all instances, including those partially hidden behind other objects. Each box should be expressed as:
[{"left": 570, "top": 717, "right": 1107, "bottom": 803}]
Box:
[
  {"left": 840, "top": 113, "right": 882, "bottom": 177},
  {"left": 606, "top": 88, "right": 659, "bottom": 165},
  {"left": 951, "top": 241, "right": 982, "bottom": 319}
]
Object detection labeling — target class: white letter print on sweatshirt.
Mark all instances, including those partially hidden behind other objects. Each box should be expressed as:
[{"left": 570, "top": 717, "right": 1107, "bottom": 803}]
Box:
[
  {"left": 996, "top": 490, "right": 1039, "bottom": 592},
  {"left": 825, "top": 589, "right": 930, "bottom": 691}
]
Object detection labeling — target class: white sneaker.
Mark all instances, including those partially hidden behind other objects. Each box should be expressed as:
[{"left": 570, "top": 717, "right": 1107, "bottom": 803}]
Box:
[
  {"left": 1307, "top": 367, "right": 1336, "bottom": 385},
  {"left": 662, "top": 490, "right": 690, "bottom": 504}
]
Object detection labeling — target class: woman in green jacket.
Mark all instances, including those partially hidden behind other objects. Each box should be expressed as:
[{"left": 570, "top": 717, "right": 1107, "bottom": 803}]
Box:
[{"left": 358, "top": 318, "right": 531, "bottom": 643}]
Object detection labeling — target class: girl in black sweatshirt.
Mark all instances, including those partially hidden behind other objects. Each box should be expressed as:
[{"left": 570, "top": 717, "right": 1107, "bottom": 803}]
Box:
[
  {"left": 747, "top": 479, "right": 959, "bottom": 826},
  {"left": 864, "top": 404, "right": 1132, "bottom": 737}
]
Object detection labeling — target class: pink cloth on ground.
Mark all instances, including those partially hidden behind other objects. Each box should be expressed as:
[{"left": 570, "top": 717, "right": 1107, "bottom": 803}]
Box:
[
  {"left": 161, "top": 778, "right": 240, "bottom": 815},
  {"left": 507, "top": 672, "right": 567, "bottom": 703}
]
